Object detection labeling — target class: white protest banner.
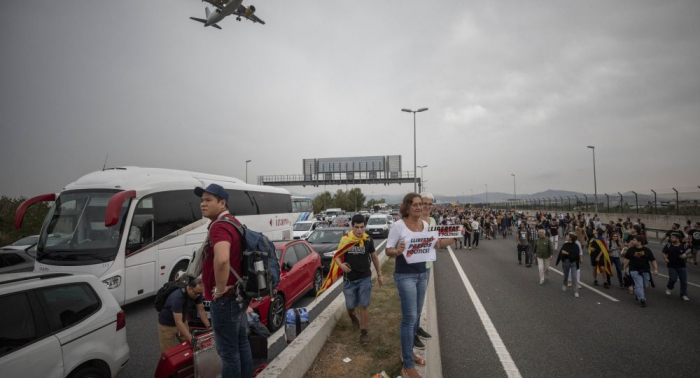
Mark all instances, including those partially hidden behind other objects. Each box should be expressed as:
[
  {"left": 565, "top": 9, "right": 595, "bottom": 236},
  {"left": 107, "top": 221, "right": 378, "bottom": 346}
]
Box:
[
  {"left": 403, "top": 232, "right": 439, "bottom": 264},
  {"left": 429, "top": 225, "right": 464, "bottom": 239}
]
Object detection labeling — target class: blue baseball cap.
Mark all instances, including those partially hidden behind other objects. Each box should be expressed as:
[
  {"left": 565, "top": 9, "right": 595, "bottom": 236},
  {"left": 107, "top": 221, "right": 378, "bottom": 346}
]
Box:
[{"left": 194, "top": 183, "right": 229, "bottom": 202}]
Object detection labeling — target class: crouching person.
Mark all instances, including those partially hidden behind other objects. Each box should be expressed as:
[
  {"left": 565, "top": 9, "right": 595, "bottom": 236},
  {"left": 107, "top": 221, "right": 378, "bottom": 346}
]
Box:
[{"left": 158, "top": 278, "right": 209, "bottom": 352}]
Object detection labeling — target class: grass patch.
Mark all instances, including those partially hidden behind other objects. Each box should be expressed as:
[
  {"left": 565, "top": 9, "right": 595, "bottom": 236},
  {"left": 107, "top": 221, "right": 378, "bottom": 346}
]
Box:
[{"left": 304, "top": 258, "right": 402, "bottom": 378}]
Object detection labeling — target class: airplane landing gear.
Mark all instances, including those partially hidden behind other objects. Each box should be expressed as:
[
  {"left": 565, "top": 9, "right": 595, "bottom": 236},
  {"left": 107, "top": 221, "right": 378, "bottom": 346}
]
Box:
[{"left": 236, "top": 17, "right": 241, "bottom": 21}]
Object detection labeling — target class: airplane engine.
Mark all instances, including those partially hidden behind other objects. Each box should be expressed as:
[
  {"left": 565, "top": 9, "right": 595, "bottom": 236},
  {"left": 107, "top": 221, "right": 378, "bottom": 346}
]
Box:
[{"left": 245, "top": 5, "right": 256, "bottom": 17}]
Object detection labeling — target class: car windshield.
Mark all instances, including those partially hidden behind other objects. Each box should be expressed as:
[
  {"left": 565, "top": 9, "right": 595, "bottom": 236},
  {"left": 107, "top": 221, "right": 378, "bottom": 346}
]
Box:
[
  {"left": 10, "top": 235, "right": 39, "bottom": 246},
  {"left": 293, "top": 223, "right": 313, "bottom": 231},
  {"left": 307, "top": 230, "right": 345, "bottom": 244},
  {"left": 368, "top": 217, "right": 386, "bottom": 225},
  {"left": 37, "top": 190, "right": 130, "bottom": 265}
]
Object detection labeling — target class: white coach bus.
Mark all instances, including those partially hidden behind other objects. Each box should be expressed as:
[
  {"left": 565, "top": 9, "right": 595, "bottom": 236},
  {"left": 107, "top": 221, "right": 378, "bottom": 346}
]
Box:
[{"left": 14, "top": 167, "right": 296, "bottom": 305}]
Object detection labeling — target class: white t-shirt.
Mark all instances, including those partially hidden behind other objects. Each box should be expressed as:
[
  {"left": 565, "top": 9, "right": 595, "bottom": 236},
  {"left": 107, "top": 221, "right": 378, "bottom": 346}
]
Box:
[
  {"left": 471, "top": 220, "right": 480, "bottom": 231},
  {"left": 387, "top": 219, "right": 430, "bottom": 249}
]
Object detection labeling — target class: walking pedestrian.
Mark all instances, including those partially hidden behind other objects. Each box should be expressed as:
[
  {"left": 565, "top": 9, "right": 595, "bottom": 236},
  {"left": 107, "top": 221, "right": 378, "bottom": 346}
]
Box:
[
  {"left": 337, "top": 214, "right": 383, "bottom": 346},
  {"left": 662, "top": 234, "right": 690, "bottom": 301},
  {"left": 688, "top": 222, "right": 700, "bottom": 265},
  {"left": 588, "top": 228, "right": 612, "bottom": 288},
  {"left": 463, "top": 217, "right": 472, "bottom": 250},
  {"left": 195, "top": 183, "right": 253, "bottom": 378},
  {"left": 471, "top": 217, "right": 480, "bottom": 249},
  {"left": 534, "top": 229, "right": 554, "bottom": 284},
  {"left": 557, "top": 233, "right": 581, "bottom": 297},
  {"left": 516, "top": 223, "right": 529, "bottom": 266},
  {"left": 526, "top": 222, "right": 538, "bottom": 268},
  {"left": 608, "top": 233, "right": 625, "bottom": 288},
  {"left": 549, "top": 218, "right": 560, "bottom": 250},
  {"left": 623, "top": 236, "right": 659, "bottom": 308}
]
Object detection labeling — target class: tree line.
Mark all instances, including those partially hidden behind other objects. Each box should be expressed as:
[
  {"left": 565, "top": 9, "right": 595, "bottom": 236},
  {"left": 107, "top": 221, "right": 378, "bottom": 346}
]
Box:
[
  {"left": 311, "top": 188, "right": 386, "bottom": 214},
  {"left": 0, "top": 196, "right": 50, "bottom": 246}
]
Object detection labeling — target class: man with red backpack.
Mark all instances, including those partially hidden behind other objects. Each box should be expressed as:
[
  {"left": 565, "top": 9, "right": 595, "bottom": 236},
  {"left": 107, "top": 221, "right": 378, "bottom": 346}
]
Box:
[{"left": 195, "top": 183, "right": 253, "bottom": 378}]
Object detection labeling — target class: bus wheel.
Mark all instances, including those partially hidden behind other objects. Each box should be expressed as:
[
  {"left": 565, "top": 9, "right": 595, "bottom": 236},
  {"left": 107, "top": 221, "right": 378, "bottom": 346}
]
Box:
[{"left": 170, "top": 261, "right": 189, "bottom": 282}]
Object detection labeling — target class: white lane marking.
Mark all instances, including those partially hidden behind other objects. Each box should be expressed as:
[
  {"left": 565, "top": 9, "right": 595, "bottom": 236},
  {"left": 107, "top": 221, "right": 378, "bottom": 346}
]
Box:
[
  {"left": 656, "top": 273, "right": 700, "bottom": 289},
  {"left": 447, "top": 246, "right": 522, "bottom": 378},
  {"left": 267, "top": 239, "right": 388, "bottom": 344},
  {"left": 548, "top": 267, "right": 619, "bottom": 302}
]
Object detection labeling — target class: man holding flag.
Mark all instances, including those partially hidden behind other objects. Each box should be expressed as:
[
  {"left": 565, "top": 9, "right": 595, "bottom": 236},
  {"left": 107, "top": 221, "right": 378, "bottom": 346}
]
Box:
[
  {"left": 317, "top": 214, "right": 382, "bottom": 346},
  {"left": 589, "top": 228, "right": 614, "bottom": 288}
]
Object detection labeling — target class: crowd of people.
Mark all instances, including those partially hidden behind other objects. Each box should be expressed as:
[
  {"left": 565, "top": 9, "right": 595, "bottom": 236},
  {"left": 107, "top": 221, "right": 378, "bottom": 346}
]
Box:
[{"left": 425, "top": 205, "right": 699, "bottom": 307}]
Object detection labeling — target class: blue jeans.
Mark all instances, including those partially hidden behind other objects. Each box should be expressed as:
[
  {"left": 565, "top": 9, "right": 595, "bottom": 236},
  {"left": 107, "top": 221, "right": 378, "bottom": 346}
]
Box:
[
  {"left": 630, "top": 271, "right": 650, "bottom": 301},
  {"left": 667, "top": 267, "right": 688, "bottom": 297},
  {"left": 395, "top": 271, "right": 428, "bottom": 369},
  {"left": 343, "top": 276, "right": 372, "bottom": 309},
  {"left": 610, "top": 257, "right": 623, "bottom": 285},
  {"left": 210, "top": 296, "right": 252, "bottom": 378}
]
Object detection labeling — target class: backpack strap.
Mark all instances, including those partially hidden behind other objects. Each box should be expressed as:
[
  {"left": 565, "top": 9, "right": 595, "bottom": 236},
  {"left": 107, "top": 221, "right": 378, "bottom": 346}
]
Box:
[{"left": 208, "top": 217, "right": 247, "bottom": 286}]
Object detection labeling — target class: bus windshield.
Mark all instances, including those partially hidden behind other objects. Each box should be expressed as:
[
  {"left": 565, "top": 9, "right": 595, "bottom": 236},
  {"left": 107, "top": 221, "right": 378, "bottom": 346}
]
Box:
[
  {"left": 292, "top": 197, "right": 312, "bottom": 213},
  {"left": 37, "top": 190, "right": 130, "bottom": 265}
]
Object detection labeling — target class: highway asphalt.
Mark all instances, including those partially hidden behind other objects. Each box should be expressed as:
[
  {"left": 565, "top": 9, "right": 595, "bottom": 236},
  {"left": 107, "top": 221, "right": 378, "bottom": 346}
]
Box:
[
  {"left": 435, "top": 236, "right": 700, "bottom": 378},
  {"left": 118, "top": 239, "right": 386, "bottom": 378}
]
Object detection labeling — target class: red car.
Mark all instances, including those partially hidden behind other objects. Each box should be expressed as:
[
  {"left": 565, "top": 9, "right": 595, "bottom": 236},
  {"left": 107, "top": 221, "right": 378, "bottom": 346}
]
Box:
[
  {"left": 155, "top": 240, "right": 322, "bottom": 377},
  {"left": 253, "top": 239, "right": 323, "bottom": 331}
]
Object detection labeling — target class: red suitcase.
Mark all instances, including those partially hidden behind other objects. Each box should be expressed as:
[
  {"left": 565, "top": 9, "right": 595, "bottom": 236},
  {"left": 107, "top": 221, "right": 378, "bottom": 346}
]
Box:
[{"left": 154, "top": 339, "right": 196, "bottom": 378}]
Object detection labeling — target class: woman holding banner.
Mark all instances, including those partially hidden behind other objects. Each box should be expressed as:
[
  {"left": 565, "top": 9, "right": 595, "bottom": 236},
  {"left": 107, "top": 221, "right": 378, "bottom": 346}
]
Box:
[{"left": 387, "top": 193, "right": 456, "bottom": 378}]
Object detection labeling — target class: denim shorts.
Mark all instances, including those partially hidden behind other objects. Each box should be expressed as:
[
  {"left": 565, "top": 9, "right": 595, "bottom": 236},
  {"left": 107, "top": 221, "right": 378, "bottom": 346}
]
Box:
[{"left": 343, "top": 276, "right": 372, "bottom": 309}]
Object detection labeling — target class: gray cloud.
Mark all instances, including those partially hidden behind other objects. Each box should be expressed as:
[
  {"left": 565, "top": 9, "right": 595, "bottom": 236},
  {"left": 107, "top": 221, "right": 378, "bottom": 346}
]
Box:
[{"left": 1, "top": 0, "right": 699, "bottom": 199}]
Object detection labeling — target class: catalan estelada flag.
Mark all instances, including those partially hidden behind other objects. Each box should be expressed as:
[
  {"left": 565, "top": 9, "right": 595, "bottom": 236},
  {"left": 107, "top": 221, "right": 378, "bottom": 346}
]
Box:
[
  {"left": 316, "top": 232, "right": 369, "bottom": 297},
  {"left": 590, "top": 238, "right": 614, "bottom": 276}
]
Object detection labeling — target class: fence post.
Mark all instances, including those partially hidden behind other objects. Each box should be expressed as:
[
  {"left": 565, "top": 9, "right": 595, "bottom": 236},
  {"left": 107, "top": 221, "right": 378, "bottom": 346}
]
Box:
[
  {"left": 632, "top": 191, "right": 639, "bottom": 214},
  {"left": 605, "top": 193, "right": 610, "bottom": 213},
  {"left": 618, "top": 192, "right": 623, "bottom": 212},
  {"left": 567, "top": 196, "right": 571, "bottom": 211},
  {"left": 673, "top": 188, "right": 679, "bottom": 215},
  {"left": 651, "top": 190, "right": 657, "bottom": 215},
  {"left": 583, "top": 194, "right": 588, "bottom": 212}
]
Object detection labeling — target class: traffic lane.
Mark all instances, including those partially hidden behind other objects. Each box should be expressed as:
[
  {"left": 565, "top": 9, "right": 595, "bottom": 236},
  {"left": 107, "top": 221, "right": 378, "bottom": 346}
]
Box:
[
  {"left": 434, "top": 249, "right": 506, "bottom": 378},
  {"left": 118, "top": 240, "right": 386, "bottom": 378},
  {"left": 449, "top": 237, "right": 700, "bottom": 377}
]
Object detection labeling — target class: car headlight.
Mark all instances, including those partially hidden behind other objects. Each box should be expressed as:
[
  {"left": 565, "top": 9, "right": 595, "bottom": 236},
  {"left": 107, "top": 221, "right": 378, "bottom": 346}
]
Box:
[
  {"left": 324, "top": 251, "right": 336, "bottom": 257},
  {"left": 302, "top": 232, "right": 310, "bottom": 238},
  {"left": 102, "top": 275, "right": 122, "bottom": 289}
]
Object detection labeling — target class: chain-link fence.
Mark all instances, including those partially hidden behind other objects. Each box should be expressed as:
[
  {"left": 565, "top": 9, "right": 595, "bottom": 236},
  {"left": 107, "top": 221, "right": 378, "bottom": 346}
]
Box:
[{"left": 489, "top": 186, "right": 700, "bottom": 216}]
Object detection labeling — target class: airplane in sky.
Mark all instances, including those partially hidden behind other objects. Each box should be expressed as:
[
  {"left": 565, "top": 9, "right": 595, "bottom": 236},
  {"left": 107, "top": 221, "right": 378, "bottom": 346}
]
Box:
[{"left": 189, "top": 0, "right": 265, "bottom": 30}]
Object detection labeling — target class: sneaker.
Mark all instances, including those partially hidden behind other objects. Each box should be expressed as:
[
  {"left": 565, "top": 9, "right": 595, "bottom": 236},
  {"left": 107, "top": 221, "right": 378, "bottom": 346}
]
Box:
[
  {"left": 468, "top": 247, "right": 472, "bottom": 250},
  {"left": 360, "top": 330, "right": 370, "bottom": 346},
  {"left": 413, "top": 335, "right": 425, "bottom": 350},
  {"left": 350, "top": 315, "right": 360, "bottom": 329},
  {"left": 574, "top": 292, "right": 580, "bottom": 298},
  {"left": 640, "top": 299, "right": 647, "bottom": 307},
  {"left": 603, "top": 282, "right": 610, "bottom": 289},
  {"left": 682, "top": 295, "right": 690, "bottom": 301},
  {"left": 539, "top": 280, "right": 544, "bottom": 285},
  {"left": 567, "top": 282, "right": 572, "bottom": 287},
  {"left": 594, "top": 280, "right": 599, "bottom": 286},
  {"left": 578, "top": 284, "right": 582, "bottom": 289},
  {"left": 416, "top": 327, "right": 432, "bottom": 340},
  {"left": 665, "top": 289, "right": 671, "bottom": 295},
  {"left": 562, "top": 285, "right": 567, "bottom": 292},
  {"left": 526, "top": 264, "right": 532, "bottom": 268}
]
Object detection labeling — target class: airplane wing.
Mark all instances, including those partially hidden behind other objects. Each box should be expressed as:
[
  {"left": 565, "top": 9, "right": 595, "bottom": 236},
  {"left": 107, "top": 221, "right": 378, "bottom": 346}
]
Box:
[{"left": 234, "top": 4, "right": 266, "bottom": 25}]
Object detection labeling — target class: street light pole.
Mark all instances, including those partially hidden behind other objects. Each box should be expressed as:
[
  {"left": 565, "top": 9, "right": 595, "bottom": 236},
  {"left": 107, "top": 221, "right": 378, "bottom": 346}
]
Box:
[
  {"left": 417, "top": 165, "right": 427, "bottom": 193},
  {"left": 402, "top": 107, "right": 429, "bottom": 193},
  {"left": 587, "top": 146, "right": 598, "bottom": 214},
  {"left": 485, "top": 184, "right": 488, "bottom": 206},
  {"left": 511, "top": 174, "right": 516, "bottom": 212},
  {"left": 245, "top": 159, "right": 252, "bottom": 184}
]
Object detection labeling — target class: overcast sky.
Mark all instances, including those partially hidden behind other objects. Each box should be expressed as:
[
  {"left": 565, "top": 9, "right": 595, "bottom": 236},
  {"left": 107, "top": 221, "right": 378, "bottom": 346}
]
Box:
[{"left": 1, "top": 0, "right": 699, "bottom": 200}]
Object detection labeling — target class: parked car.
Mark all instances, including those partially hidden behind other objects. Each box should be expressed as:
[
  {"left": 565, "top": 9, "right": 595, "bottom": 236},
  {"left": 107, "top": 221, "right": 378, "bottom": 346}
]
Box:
[
  {"left": 331, "top": 215, "right": 351, "bottom": 227},
  {"left": 0, "top": 246, "right": 36, "bottom": 274},
  {"left": 306, "top": 227, "right": 351, "bottom": 272},
  {"left": 366, "top": 214, "right": 391, "bottom": 238},
  {"left": 293, "top": 220, "right": 324, "bottom": 240},
  {"left": 0, "top": 272, "right": 130, "bottom": 378},
  {"left": 188, "top": 240, "right": 323, "bottom": 332},
  {"left": 1, "top": 235, "right": 39, "bottom": 250}
]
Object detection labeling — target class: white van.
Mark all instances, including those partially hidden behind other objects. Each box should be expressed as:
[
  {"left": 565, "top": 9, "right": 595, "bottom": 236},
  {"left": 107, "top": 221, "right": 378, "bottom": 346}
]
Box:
[
  {"left": 324, "top": 208, "right": 343, "bottom": 222},
  {"left": 366, "top": 214, "right": 391, "bottom": 238}
]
